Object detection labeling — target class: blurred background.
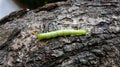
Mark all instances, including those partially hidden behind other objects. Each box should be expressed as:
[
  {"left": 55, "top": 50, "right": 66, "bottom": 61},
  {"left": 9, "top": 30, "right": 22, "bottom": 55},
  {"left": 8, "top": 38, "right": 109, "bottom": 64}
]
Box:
[
  {"left": 0, "top": 0, "right": 67, "bottom": 20},
  {"left": 0, "top": 0, "right": 22, "bottom": 19}
]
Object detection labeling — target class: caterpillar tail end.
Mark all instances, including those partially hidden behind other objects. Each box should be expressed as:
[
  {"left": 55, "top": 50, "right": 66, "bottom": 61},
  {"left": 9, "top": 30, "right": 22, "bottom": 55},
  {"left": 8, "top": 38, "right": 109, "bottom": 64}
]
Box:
[{"left": 37, "top": 34, "right": 43, "bottom": 40}]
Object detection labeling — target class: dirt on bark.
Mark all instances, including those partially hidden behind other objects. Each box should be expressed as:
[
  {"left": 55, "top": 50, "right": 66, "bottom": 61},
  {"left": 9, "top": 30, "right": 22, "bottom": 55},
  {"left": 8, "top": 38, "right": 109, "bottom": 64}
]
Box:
[{"left": 0, "top": 0, "right": 120, "bottom": 67}]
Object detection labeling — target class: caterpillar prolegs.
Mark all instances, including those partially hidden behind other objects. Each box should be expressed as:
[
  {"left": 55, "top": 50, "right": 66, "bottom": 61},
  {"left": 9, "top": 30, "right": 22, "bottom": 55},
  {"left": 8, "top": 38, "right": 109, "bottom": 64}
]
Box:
[{"left": 37, "top": 30, "right": 87, "bottom": 40}]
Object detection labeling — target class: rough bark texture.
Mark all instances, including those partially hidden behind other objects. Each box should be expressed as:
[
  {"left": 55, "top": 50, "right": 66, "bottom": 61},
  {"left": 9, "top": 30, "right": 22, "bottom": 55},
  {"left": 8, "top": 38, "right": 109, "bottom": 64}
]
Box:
[{"left": 0, "top": 0, "right": 120, "bottom": 67}]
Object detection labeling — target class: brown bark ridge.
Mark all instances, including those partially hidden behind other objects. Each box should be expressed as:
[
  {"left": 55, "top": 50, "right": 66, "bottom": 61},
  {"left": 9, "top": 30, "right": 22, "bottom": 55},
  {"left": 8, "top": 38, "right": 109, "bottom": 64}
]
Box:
[{"left": 0, "top": 0, "right": 120, "bottom": 67}]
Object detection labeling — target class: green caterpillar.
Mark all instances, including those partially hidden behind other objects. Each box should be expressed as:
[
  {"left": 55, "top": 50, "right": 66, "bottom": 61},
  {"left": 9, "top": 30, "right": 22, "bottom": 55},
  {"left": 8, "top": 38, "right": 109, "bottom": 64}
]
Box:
[{"left": 37, "top": 30, "right": 87, "bottom": 40}]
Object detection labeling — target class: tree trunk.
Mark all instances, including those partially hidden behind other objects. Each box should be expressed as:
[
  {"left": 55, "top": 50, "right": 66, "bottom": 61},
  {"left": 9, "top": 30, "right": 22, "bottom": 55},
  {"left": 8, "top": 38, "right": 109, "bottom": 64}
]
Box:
[{"left": 0, "top": 0, "right": 120, "bottom": 67}]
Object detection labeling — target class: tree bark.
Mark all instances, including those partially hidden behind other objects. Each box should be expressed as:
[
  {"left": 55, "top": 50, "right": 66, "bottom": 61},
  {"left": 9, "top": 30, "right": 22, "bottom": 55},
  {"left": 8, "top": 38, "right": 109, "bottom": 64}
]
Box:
[{"left": 0, "top": 0, "right": 120, "bottom": 67}]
